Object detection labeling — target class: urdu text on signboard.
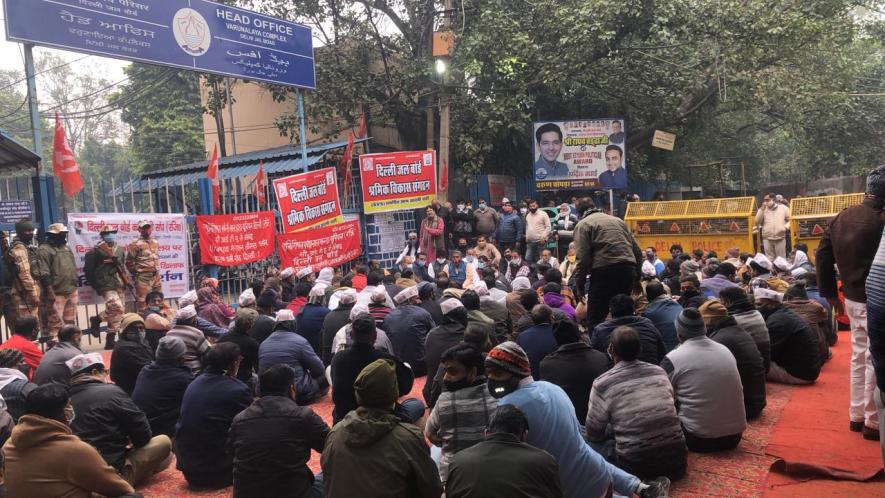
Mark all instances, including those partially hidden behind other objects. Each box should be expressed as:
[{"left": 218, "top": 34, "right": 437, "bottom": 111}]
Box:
[{"left": 4, "top": 0, "right": 315, "bottom": 89}]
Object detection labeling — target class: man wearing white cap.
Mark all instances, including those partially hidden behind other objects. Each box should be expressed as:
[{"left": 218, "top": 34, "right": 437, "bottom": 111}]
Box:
[
  {"left": 166, "top": 305, "right": 211, "bottom": 373},
  {"left": 37, "top": 223, "right": 78, "bottom": 342},
  {"left": 67, "top": 352, "right": 173, "bottom": 486},
  {"left": 322, "top": 289, "right": 358, "bottom": 365},
  {"left": 423, "top": 298, "right": 469, "bottom": 405},
  {"left": 755, "top": 287, "right": 822, "bottom": 385},
  {"left": 296, "top": 285, "right": 332, "bottom": 356},
  {"left": 258, "top": 308, "right": 329, "bottom": 405},
  {"left": 383, "top": 286, "right": 436, "bottom": 377},
  {"left": 280, "top": 267, "right": 296, "bottom": 302},
  {"left": 356, "top": 271, "right": 396, "bottom": 309}
]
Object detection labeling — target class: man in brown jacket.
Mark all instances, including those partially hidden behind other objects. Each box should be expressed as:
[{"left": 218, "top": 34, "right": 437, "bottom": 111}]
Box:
[
  {"left": 755, "top": 193, "right": 791, "bottom": 260},
  {"left": 818, "top": 165, "right": 885, "bottom": 440},
  {"left": 3, "top": 383, "right": 139, "bottom": 498}
]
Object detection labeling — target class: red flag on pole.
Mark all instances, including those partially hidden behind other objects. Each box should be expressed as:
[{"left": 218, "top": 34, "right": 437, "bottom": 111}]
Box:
[
  {"left": 357, "top": 112, "right": 367, "bottom": 138},
  {"left": 341, "top": 132, "right": 355, "bottom": 207},
  {"left": 52, "top": 112, "right": 84, "bottom": 197},
  {"left": 253, "top": 160, "right": 266, "bottom": 207},
  {"left": 439, "top": 157, "right": 449, "bottom": 191},
  {"left": 206, "top": 143, "right": 220, "bottom": 212}
]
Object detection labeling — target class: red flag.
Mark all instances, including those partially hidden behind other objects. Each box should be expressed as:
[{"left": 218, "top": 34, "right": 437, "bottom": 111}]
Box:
[
  {"left": 206, "top": 143, "right": 220, "bottom": 211},
  {"left": 253, "top": 160, "right": 266, "bottom": 206},
  {"left": 52, "top": 113, "right": 84, "bottom": 197},
  {"left": 357, "top": 112, "right": 367, "bottom": 138},
  {"left": 341, "top": 132, "right": 355, "bottom": 207},
  {"left": 439, "top": 157, "right": 449, "bottom": 191}
]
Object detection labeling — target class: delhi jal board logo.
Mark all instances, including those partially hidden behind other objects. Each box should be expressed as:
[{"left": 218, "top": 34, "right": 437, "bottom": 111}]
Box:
[
  {"left": 173, "top": 8, "right": 211, "bottom": 56},
  {"left": 638, "top": 223, "right": 651, "bottom": 234},
  {"left": 669, "top": 222, "right": 681, "bottom": 233},
  {"left": 362, "top": 158, "right": 374, "bottom": 172},
  {"left": 812, "top": 224, "right": 825, "bottom": 236}
]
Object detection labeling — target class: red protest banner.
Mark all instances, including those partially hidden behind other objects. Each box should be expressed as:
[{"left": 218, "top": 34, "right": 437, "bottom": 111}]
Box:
[
  {"left": 273, "top": 167, "right": 343, "bottom": 232},
  {"left": 196, "top": 211, "right": 275, "bottom": 266},
  {"left": 277, "top": 220, "right": 362, "bottom": 270},
  {"left": 359, "top": 150, "right": 437, "bottom": 214}
]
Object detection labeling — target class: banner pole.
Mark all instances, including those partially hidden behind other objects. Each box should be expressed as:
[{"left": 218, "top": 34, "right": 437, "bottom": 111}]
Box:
[{"left": 297, "top": 89, "right": 309, "bottom": 172}]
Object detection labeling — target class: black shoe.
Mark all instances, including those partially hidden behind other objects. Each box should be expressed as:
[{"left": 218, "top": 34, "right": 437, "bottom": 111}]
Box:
[
  {"left": 863, "top": 425, "right": 880, "bottom": 441},
  {"left": 850, "top": 421, "right": 864, "bottom": 432},
  {"left": 639, "top": 476, "right": 670, "bottom": 498},
  {"left": 104, "top": 333, "right": 116, "bottom": 350},
  {"left": 88, "top": 316, "right": 102, "bottom": 338}
]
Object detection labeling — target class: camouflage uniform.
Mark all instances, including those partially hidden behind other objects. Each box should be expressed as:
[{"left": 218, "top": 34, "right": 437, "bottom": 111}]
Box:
[
  {"left": 37, "top": 224, "right": 79, "bottom": 339},
  {"left": 126, "top": 227, "right": 161, "bottom": 313},
  {"left": 7, "top": 238, "right": 44, "bottom": 331},
  {"left": 84, "top": 239, "right": 126, "bottom": 334}
]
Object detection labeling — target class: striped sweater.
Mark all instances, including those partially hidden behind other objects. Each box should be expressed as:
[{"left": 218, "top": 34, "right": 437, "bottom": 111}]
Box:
[
  {"left": 424, "top": 380, "right": 497, "bottom": 482},
  {"left": 865, "top": 225, "right": 885, "bottom": 391}
]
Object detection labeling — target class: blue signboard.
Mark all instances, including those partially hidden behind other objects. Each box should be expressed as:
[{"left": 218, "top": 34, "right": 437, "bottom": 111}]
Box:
[{"left": 4, "top": 0, "right": 315, "bottom": 90}]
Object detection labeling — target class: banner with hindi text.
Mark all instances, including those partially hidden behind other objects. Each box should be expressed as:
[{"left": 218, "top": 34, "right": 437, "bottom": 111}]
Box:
[
  {"left": 359, "top": 150, "right": 437, "bottom": 214},
  {"left": 196, "top": 211, "right": 275, "bottom": 266},
  {"left": 277, "top": 220, "right": 361, "bottom": 270},
  {"left": 273, "top": 167, "right": 343, "bottom": 232}
]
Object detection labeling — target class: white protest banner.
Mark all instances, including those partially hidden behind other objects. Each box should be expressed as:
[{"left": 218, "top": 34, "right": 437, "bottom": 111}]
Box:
[{"left": 68, "top": 213, "right": 190, "bottom": 304}]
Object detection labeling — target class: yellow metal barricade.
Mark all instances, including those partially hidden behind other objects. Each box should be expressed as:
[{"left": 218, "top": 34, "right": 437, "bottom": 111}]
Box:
[
  {"left": 790, "top": 193, "right": 864, "bottom": 261},
  {"left": 625, "top": 197, "right": 757, "bottom": 255}
]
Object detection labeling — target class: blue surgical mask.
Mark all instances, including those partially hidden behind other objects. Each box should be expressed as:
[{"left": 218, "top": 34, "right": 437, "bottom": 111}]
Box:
[
  {"left": 102, "top": 233, "right": 116, "bottom": 244},
  {"left": 465, "top": 256, "right": 475, "bottom": 264},
  {"left": 148, "top": 306, "right": 161, "bottom": 313},
  {"left": 416, "top": 260, "right": 425, "bottom": 267},
  {"left": 476, "top": 262, "right": 485, "bottom": 270},
  {"left": 478, "top": 203, "right": 486, "bottom": 209}
]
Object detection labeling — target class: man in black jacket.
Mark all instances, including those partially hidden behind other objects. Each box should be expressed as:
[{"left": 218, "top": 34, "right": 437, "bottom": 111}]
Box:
[
  {"left": 110, "top": 314, "right": 154, "bottom": 395},
  {"left": 540, "top": 320, "right": 610, "bottom": 423},
  {"left": 330, "top": 314, "right": 422, "bottom": 424},
  {"left": 446, "top": 404, "right": 562, "bottom": 498},
  {"left": 423, "top": 299, "right": 469, "bottom": 406},
  {"left": 756, "top": 288, "right": 822, "bottom": 385},
  {"left": 321, "top": 289, "right": 357, "bottom": 365},
  {"left": 131, "top": 336, "right": 194, "bottom": 437},
  {"left": 228, "top": 364, "right": 330, "bottom": 498},
  {"left": 67, "top": 352, "right": 172, "bottom": 486}
]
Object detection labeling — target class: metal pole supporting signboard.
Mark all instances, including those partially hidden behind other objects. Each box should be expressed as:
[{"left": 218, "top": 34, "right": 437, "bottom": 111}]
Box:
[
  {"left": 23, "top": 44, "right": 42, "bottom": 173},
  {"left": 297, "top": 90, "right": 309, "bottom": 172}
]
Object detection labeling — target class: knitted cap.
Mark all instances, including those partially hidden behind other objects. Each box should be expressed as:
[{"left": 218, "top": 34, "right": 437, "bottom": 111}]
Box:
[
  {"left": 699, "top": 300, "right": 729, "bottom": 328},
  {"left": 395, "top": 286, "right": 419, "bottom": 304},
  {"left": 0, "top": 349, "right": 23, "bottom": 368},
  {"left": 485, "top": 341, "right": 531, "bottom": 378},
  {"left": 156, "top": 336, "right": 186, "bottom": 361},
  {"left": 354, "top": 359, "right": 399, "bottom": 409},
  {"left": 238, "top": 288, "right": 256, "bottom": 307},
  {"left": 675, "top": 309, "right": 706, "bottom": 339},
  {"left": 175, "top": 305, "right": 197, "bottom": 320},
  {"left": 14, "top": 218, "right": 33, "bottom": 233},
  {"left": 441, "top": 298, "right": 464, "bottom": 315},
  {"left": 120, "top": 313, "right": 144, "bottom": 332},
  {"left": 866, "top": 165, "right": 885, "bottom": 198}
]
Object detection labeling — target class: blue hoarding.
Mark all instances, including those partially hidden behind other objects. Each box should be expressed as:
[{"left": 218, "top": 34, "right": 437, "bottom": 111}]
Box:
[{"left": 4, "top": 0, "right": 315, "bottom": 90}]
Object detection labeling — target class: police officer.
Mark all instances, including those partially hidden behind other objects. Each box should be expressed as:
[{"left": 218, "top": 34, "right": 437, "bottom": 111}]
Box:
[
  {"left": 126, "top": 219, "right": 161, "bottom": 313},
  {"left": 5, "top": 219, "right": 45, "bottom": 334},
  {"left": 84, "top": 225, "right": 127, "bottom": 349},
  {"left": 37, "top": 223, "right": 78, "bottom": 342}
]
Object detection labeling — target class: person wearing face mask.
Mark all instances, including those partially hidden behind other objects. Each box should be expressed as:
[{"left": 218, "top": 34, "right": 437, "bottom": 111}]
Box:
[
  {"left": 755, "top": 193, "right": 791, "bottom": 260},
  {"left": 5, "top": 218, "right": 45, "bottom": 336},
  {"left": 110, "top": 314, "right": 155, "bottom": 396},
  {"left": 4, "top": 383, "right": 139, "bottom": 498},
  {"left": 424, "top": 343, "right": 498, "bottom": 483},
  {"left": 559, "top": 242, "right": 578, "bottom": 284},
  {"left": 397, "top": 232, "right": 420, "bottom": 265},
  {"left": 34, "top": 324, "right": 84, "bottom": 386},
  {"left": 452, "top": 200, "right": 474, "bottom": 246},
  {"left": 429, "top": 248, "right": 451, "bottom": 278},
  {"left": 473, "top": 198, "right": 499, "bottom": 241},
  {"left": 126, "top": 220, "right": 161, "bottom": 314},
  {"left": 484, "top": 342, "right": 671, "bottom": 498},
  {"left": 496, "top": 202, "right": 524, "bottom": 252},
  {"left": 0, "top": 348, "right": 37, "bottom": 421},
  {"left": 84, "top": 225, "right": 127, "bottom": 350},
  {"left": 505, "top": 251, "right": 531, "bottom": 282},
  {"left": 420, "top": 206, "right": 446, "bottom": 261},
  {"left": 36, "top": 223, "right": 77, "bottom": 343},
  {"left": 68, "top": 352, "right": 173, "bottom": 487},
  {"left": 141, "top": 291, "right": 173, "bottom": 352},
  {"left": 413, "top": 252, "right": 434, "bottom": 283}
]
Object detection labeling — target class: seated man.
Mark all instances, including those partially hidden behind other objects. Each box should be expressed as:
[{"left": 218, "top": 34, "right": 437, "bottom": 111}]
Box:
[
  {"left": 755, "top": 288, "right": 822, "bottom": 384},
  {"left": 540, "top": 320, "right": 609, "bottom": 424},
  {"left": 591, "top": 294, "right": 666, "bottom": 364},
  {"left": 3, "top": 384, "right": 138, "bottom": 498},
  {"left": 699, "top": 301, "right": 767, "bottom": 419},
  {"left": 1, "top": 317, "right": 43, "bottom": 379},
  {"left": 423, "top": 298, "right": 470, "bottom": 405},
  {"left": 165, "top": 305, "right": 211, "bottom": 374},
  {"left": 110, "top": 313, "right": 155, "bottom": 396},
  {"left": 484, "top": 342, "right": 670, "bottom": 498},
  {"left": 677, "top": 275, "right": 708, "bottom": 309},
  {"left": 700, "top": 262, "right": 741, "bottom": 299},
  {"left": 322, "top": 359, "right": 443, "bottom": 498},
  {"left": 141, "top": 291, "right": 173, "bottom": 353},
  {"left": 67, "top": 353, "right": 172, "bottom": 486},
  {"left": 131, "top": 336, "right": 194, "bottom": 437},
  {"left": 331, "top": 314, "right": 421, "bottom": 424},
  {"left": 782, "top": 284, "right": 831, "bottom": 363},
  {"left": 586, "top": 327, "right": 687, "bottom": 480},
  {"left": 661, "top": 309, "right": 747, "bottom": 452},
  {"left": 383, "top": 286, "right": 436, "bottom": 377},
  {"left": 720, "top": 286, "right": 772, "bottom": 372},
  {"left": 258, "top": 313, "right": 329, "bottom": 405},
  {"left": 0, "top": 348, "right": 37, "bottom": 421},
  {"left": 446, "top": 405, "right": 562, "bottom": 498},
  {"left": 516, "top": 304, "right": 559, "bottom": 379},
  {"left": 425, "top": 343, "right": 498, "bottom": 483},
  {"left": 33, "top": 324, "right": 83, "bottom": 385},
  {"left": 176, "top": 343, "right": 252, "bottom": 489},
  {"left": 641, "top": 282, "right": 683, "bottom": 352},
  {"left": 228, "top": 364, "right": 330, "bottom": 498}
]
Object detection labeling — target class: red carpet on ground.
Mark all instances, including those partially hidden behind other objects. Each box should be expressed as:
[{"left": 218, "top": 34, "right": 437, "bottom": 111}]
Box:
[{"left": 764, "top": 331, "right": 884, "bottom": 482}]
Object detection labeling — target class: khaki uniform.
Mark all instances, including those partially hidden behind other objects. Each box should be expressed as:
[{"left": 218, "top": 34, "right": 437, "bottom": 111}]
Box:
[
  {"left": 84, "top": 241, "right": 126, "bottom": 333},
  {"left": 126, "top": 237, "right": 161, "bottom": 313},
  {"left": 37, "top": 243, "right": 79, "bottom": 338},
  {"left": 6, "top": 240, "right": 43, "bottom": 330}
]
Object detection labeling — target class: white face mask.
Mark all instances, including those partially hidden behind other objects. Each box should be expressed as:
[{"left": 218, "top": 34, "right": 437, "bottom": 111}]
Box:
[
  {"left": 520, "top": 207, "right": 528, "bottom": 215},
  {"left": 457, "top": 204, "right": 465, "bottom": 210},
  {"left": 437, "top": 258, "right": 446, "bottom": 264},
  {"left": 465, "top": 256, "right": 475, "bottom": 263}
]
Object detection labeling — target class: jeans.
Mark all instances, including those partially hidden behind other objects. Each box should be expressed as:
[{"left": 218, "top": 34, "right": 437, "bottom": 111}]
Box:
[
  {"left": 525, "top": 241, "right": 543, "bottom": 264},
  {"left": 846, "top": 299, "right": 879, "bottom": 428}
]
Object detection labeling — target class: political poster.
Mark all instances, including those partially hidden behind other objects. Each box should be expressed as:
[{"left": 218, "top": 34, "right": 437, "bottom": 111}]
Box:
[
  {"left": 196, "top": 211, "right": 276, "bottom": 266},
  {"left": 487, "top": 175, "right": 516, "bottom": 206},
  {"left": 531, "top": 118, "right": 627, "bottom": 191},
  {"left": 277, "top": 220, "right": 362, "bottom": 270},
  {"left": 273, "top": 167, "right": 343, "bottom": 232},
  {"left": 68, "top": 213, "right": 189, "bottom": 304},
  {"left": 359, "top": 151, "right": 437, "bottom": 214}
]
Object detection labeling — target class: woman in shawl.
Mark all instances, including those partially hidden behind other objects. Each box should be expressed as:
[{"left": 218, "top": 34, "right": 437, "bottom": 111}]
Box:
[
  {"left": 196, "top": 287, "right": 234, "bottom": 328},
  {"left": 419, "top": 205, "right": 445, "bottom": 261}
]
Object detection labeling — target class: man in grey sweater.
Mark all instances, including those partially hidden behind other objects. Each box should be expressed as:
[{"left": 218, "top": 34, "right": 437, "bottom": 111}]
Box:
[{"left": 661, "top": 308, "right": 747, "bottom": 452}]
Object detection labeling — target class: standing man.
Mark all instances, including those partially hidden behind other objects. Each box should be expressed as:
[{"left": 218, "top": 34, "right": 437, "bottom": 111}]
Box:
[
  {"left": 818, "top": 165, "right": 885, "bottom": 440},
  {"left": 127, "top": 220, "right": 161, "bottom": 314},
  {"left": 37, "top": 223, "right": 78, "bottom": 343},
  {"left": 5, "top": 219, "right": 44, "bottom": 333},
  {"left": 524, "top": 200, "right": 552, "bottom": 264},
  {"left": 473, "top": 198, "right": 499, "bottom": 242},
  {"left": 572, "top": 197, "right": 644, "bottom": 329},
  {"left": 755, "top": 193, "right": 791, "bottom": 260},
  {"left": 84, "top": 225, "right": 127, "bottom": 349},
  {"left": 496, "top": 202, "right": 524, "bottom": 253}
]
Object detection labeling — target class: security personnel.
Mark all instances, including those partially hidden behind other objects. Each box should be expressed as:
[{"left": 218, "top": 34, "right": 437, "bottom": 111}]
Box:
[
  {"left": 37, "top": 223, "right": 78, "bottom": 341},
  {"left": 84, "top": 225, "right": 127, "bottom": 349},
  {"left": 5, "top": 219, "right": 45, "bottom": 334},
  {"left": 126, "top": 219, "right": 161, "bottom": 313}
]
